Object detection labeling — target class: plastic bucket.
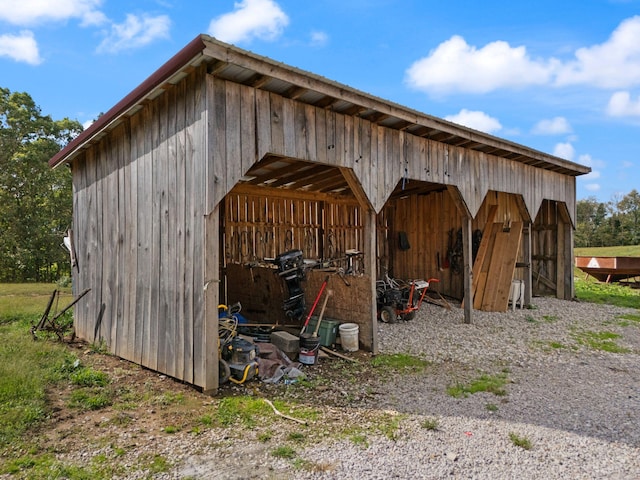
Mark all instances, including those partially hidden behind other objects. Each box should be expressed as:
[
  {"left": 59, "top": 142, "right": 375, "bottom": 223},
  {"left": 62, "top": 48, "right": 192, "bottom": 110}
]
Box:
[
  {"left": 299, "top": 333, "right": 320, "bottom": 365},
  {"left": 339, "top": 323, "right": 359, "bottom": 352}
]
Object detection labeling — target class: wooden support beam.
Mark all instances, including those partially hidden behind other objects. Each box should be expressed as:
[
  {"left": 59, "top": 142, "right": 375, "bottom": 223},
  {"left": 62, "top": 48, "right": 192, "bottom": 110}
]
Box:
[
  {"left": 446, "top": 185, "right": 473, "bottom": 324},
  {"left": 522, "top": 222, "right": 532, "bottom": 306},
  {"left": 364, "top": 207, "right": 378, "bottom": 354},
  {"left": 461, "top": 216, "right": 473, "bottom": 324},
  {"left": 202, "top": 207, "right": 220, "bottom": 394}
]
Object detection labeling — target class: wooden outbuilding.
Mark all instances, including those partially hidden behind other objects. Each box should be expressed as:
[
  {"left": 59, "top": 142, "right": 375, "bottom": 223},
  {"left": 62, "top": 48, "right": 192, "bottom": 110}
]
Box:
[{"left": 50, "top": 35, "right": 591, "bottom": 392}]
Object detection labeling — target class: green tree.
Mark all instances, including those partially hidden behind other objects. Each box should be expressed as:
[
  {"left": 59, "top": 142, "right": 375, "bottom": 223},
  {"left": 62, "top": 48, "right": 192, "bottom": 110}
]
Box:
[
  {"left": 576, "top": 197, "right": 609, "bottom": 247},
  {"left": 616, "top": 189, "right": 640, "bottom": 245},
  {"left": 0, "top": 87, "right": 83, "bottom": 282}
]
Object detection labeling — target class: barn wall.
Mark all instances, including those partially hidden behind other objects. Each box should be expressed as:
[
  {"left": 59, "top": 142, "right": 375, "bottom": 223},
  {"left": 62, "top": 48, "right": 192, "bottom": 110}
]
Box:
[
  {"left": 248, "top": 89, "right": 577, "bottom": 224},
  {"left": 71, "top": 66, "right": 211, "bottom": 387}
]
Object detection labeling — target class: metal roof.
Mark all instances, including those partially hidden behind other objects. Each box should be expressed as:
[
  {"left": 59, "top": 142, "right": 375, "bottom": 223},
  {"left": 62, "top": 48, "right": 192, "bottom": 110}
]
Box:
[{"left": 50, "top": 34, "right": 591, "bottom": 178}]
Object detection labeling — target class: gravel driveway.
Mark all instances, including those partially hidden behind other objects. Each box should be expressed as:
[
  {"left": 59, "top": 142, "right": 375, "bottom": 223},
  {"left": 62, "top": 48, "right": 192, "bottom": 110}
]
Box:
[
  {"left": 177, "top": 296, "right": 640, "bottom": 480},
  {"left": 293, "top": 297, "right": 640, "bottom": 479}
]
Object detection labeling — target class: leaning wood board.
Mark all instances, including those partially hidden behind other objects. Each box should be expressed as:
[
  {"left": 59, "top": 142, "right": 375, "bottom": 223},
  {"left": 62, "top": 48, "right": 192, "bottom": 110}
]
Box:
[{"left": 480, "top": 222, "right": 523, "bottom": 312}]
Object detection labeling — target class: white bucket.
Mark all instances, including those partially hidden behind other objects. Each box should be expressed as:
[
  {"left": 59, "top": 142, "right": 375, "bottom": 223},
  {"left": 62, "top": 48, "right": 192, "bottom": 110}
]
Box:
[{"left": 339, "top": 323, "right": 359, "bottom": 352}]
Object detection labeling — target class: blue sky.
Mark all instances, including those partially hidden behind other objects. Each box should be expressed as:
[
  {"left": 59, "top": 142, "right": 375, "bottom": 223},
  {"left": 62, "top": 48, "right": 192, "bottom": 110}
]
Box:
[{"left": 1, "top": 0, "right": 639, "bottom": 203}]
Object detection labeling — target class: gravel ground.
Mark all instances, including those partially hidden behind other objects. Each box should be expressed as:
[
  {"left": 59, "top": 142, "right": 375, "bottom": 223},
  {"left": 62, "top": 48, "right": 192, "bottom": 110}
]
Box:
[
  {"left": 173, "top": 296, "right": 640, "bottom": 480},
  {"left": 292, "top": 297, "right": 640, "bottom": 479}
]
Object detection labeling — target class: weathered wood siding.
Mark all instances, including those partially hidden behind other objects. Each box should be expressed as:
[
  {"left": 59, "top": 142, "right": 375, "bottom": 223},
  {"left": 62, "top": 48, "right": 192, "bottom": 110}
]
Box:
[
  {"left": 71, "top": 66, "right": 211, "bottom": 387},
  {"left": 70, "top": 65, "right": 578, "bottom": 390},
  {"left": 377, "top": 190, "right": 529, "bottom": 300}
]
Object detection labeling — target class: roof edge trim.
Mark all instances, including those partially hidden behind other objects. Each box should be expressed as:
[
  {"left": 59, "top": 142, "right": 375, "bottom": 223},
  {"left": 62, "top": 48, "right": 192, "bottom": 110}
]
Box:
[{"left": 49, "top": 35, "right": 207, "bottom": 168}]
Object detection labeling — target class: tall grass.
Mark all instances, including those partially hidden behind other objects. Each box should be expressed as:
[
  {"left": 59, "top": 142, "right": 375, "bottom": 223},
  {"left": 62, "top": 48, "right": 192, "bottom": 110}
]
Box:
[{"left": 0, "top": 284, "right": 76, "bottom": 448}]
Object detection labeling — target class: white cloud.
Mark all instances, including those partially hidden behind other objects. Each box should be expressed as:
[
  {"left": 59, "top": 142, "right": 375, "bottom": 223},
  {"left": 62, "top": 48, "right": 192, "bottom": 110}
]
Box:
[
  {"left": 97, "top": 14, "right": 170, "bottom": 54},
  {"left": 0, "top": 0, "right": 107, "bottom": 26},
  {"left": 208, "top": 0, "right": 289, "bottom": 44},
  {"left": 606, "top": 91, "right": 640, "bottom": 117},
  {"left": 584, "top": 183, "right": 601, "bottom": 192},
  {"left": 0, "top": 31, "right": 41, "bottom": 65},
  {"left": 310, "top": 30, "right": 328, "bottom": 47},
  {"left": 444, "top": 109, "right": 502, "bottom": 133},
  {"left": 532, "top": 116, "right": 571, "bottom": 135},
  {"left": 555, "top": 16, "right": 640, "bottom": 89},
  {"left": 405, "top": 35, "right": 555, "bottom": 94},
  {"left": 553, "top": 142, "right": 575, "bottom": 161},
  {"left": 406, "top": 16, "right": 640, "bottom": 95}
]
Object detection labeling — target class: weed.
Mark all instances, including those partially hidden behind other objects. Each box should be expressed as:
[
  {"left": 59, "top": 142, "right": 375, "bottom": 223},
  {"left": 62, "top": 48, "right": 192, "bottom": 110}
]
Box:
[
  {"left": 447, "top": 372, "right": 508, "bottom": 398},
  {"left": 71, "top": 367, "right": 110, "bottom": 387},
  {"left": 373, "top": 411, "right": 403, "bottom": 440},
  {"left": 140, "top": 454, "right": 171, "bottom": 474},
  {"left": 108, "top": 412, "right": 133, "bottom": 426},
  {"left": 617, "top": 313, "right": 640, "bottom": 327},
  {"left": 548, "top": 341, "right": 566, "bottom": 349},
  {"left": 350, "top": 434, "right": 368, "bottom": 447},
  {"left": 68, "top": 389, "right": 113, "bottom": 410},
  {"left": 163, "top": 426, "right": 179, "bottom": 434},
  {"left": 572, "top": 330, "right": 630, "bottom": 353},
  {"left": 542, "top": 315, "right": 558, "bottom": 323},
  {"left": 90, "top": 340, "right": 109, "bottom": 354},
  {"left": 215, "top": 396, "right": 269, "bottom": 427},
  {"left": 199, "top": 415, "right": 213, "bottom": 426},
  {"left": 525, "top": 315, "right": 537, "bottom": 323},
  {"left": 371, "top": 353, "right": 429, "bottom": 373},
  {"left": 287, "top": 432, "right": 305, "bottom": 442},
  {"left": 509, "top": 432, "right": 533, "bottom": 450},
  {"left": 271, "top": 446, "right": 296, "bottom": 459},
  {"left": 485, "top": 403, "right": 499, "bottom": 412},
  {"left": 257, "top": 431, "right": 273, "bottom": 442},
  {"left": 420, "top": 417, "right": 439, "bottom": 430},
  {"left": 151, "top": 392, "right": 185, "bottom": 406}
]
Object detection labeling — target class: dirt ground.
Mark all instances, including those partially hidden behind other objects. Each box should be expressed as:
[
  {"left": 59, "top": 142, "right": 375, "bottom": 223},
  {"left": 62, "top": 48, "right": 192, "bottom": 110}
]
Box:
[{"left": 5, "top": 338, "right": 376, "bottom": 479}]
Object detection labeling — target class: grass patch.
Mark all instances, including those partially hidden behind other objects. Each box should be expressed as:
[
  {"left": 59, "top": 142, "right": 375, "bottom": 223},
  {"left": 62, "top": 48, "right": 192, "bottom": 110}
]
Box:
[
  {"left": 371, "top": 353, "right": 429, "bottom": 373},
  {"left": 447, "top": 372, "right": 509, "bottom": 398},
  {"left": 574, "top": 277, "right": 640, "bottom": 309},
  {"left": 139, "top": 454, "right": 171, "bottom": 474},
  {"left": 572, "top": 330, "right": 630, "bottom": 353},
  {"left": 214, "top": 396, "right": 316, "bottom": 429},
  {"left": 575, "top": 245, "right": 640, "bottom": 257},
  {"left": 271, "top": 445, "right": 296, "bottom": 459},
  {"left": 0, "top": 325, "right": 77, "bottom": 447},
  {"left": 509, "top": 432, "right": 533, "bottom": 450},
  {"left": 420, "top": 417, "right": 439, "bottom": 430},
  {"left": 616, "top": 313, "right": 640, "bottom": 327}
]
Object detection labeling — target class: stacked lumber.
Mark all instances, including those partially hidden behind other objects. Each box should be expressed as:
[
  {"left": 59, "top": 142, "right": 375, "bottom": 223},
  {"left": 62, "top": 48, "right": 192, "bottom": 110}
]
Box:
[{"left": 472, "top": 221, "right": 523, "bottom": 312}]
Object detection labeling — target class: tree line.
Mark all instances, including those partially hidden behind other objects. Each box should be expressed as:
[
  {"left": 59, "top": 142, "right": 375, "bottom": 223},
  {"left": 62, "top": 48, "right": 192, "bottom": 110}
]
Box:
[
  {"left": 0, "top": 87, "right": 82, "bottom": 282},
  {"left": 576, "top": 191, "right": 640, "bottom": 248},
  {"left": 0, "top": 87, "right": 637, "bottom": 282}
]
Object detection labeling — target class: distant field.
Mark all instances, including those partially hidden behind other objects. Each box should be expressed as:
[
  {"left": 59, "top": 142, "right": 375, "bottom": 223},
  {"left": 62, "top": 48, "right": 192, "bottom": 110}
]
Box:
[{"left": 575, "top": 245, "right": 640, "bottom": 257}]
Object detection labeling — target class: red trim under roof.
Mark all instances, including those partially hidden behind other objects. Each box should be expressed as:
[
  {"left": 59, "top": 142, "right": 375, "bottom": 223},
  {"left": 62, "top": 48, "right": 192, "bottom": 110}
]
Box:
[{"left": 49, "top": 35, "right": 207, "bottom": 168}]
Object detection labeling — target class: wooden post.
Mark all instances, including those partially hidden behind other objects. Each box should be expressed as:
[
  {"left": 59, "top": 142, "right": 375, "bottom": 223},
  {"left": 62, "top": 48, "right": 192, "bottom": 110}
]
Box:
[
  {"left": 202, "top": 208, "right": 220, "bottom": 394},
  {"left": 523, "top": 222, "right": 532, "bottom": 306},
  {"left": 461, "top": 215, "right": 473, "bottom": 324},
  {"left": 446, "top": 186, "right": 473, "bottom": 324},
  {"left": 365, "top": 207, "right": 379, "bottom": 354}
]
